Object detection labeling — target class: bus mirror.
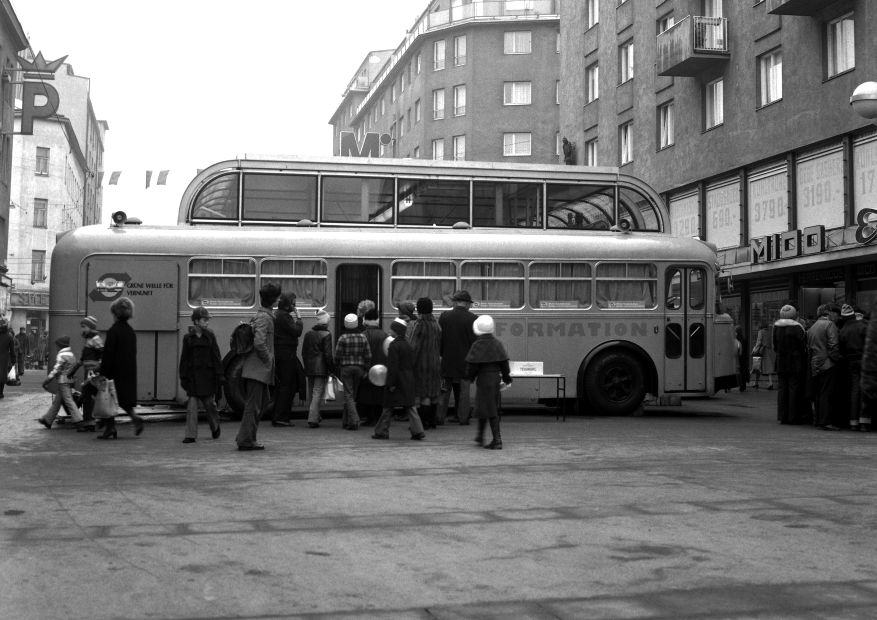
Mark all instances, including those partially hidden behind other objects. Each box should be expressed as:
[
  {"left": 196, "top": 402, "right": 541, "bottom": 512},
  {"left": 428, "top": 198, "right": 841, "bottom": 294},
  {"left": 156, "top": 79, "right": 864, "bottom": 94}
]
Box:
[{"left": 111, "top": 211, "right": 127, "bottom": 227}]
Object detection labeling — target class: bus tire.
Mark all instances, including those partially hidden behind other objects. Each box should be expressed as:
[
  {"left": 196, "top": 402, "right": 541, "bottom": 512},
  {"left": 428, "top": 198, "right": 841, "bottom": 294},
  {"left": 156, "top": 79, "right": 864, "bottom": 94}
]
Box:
[
  {"left": 584, "top": 350, "right": 646, "bottom": 416},
  {"left": 224, "top": 355, "right": 275, "bottom": 420}
]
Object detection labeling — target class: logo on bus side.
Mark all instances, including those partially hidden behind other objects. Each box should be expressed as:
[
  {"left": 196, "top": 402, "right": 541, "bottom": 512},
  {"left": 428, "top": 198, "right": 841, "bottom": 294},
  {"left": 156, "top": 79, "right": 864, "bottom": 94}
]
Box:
[{"left": 88, "top": 273, "right": 130, "bottom": 302}]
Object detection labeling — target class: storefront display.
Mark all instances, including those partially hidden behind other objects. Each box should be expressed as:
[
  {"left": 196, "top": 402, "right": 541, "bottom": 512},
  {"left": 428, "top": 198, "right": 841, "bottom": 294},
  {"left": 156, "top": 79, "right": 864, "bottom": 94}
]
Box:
[
  {"left": 748, "top": 162, "right": 788, "bottom": 241},
  {"left": 706, "top": 177, "right": 740, "bottom": 250},
  {"left": 669, "top": 190, "right": 699, "bottom": 238},
  {"left": 796, "top": 143, "right": 845, "bottom": 231}
]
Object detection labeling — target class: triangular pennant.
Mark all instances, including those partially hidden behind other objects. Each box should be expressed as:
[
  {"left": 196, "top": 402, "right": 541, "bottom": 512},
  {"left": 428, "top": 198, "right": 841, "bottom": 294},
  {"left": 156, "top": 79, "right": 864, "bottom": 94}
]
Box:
[
  {"left": 109, "top": 171, "right": 121, "bottom": 185},
  {"left": 145, "top": 170, "right": 153, "bottom": 189},
  {"left": 157, "top": 170, "right": 169, "bottom": 185}
]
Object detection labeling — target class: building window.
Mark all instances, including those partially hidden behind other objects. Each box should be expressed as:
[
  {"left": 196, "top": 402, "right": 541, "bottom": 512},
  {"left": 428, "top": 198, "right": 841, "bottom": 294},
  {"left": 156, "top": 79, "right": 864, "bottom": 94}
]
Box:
[
  {"left": 705, "top": 78, "right": 724, "bottom": 129},
  {"left": 826, "top": 13, "right": 854, "bottom": 78},
  {"left": 619, "top": 40, "right": 634, "bottom": 83},
  {"left": 36, "top": 147, "right": 49, "bottom": 176},
  {"left": 556, "top": 28, "right": 561, "bottom": 53},
  {"left": 587, "top": 0, "right": 599, "bottom": 29},
  {"left": 432, "top": 139, "right": 445, "bottom": 160},
  {"left": 454, "top": 35, "right": 467, "bottom": 66},
  {"left": 32, "top": 250, "right": 46, "bottom": 282},
  {"left": 434, "top": 40, "right": 446, "bottom": 71},
  {"left": 556, "top": 80, "right": 560, "bottom": 104},
  {"left": 415, "top": 99, "right": 421, "bottom": 123},
  {"left": 503, "top": 81, "right": 532, "bottom": 105},
  {"left": 657, "top": 13, "right": 675, "bottom": 34},
  {"left": 758, "top": 49, "right": 782, "bottom": 107},
  {"left": 453, "top": 135, "right": 466, "bottom": 161},
  {"left": 33, "top": 198, "right": 47, "bottom": 228},
  {"left": 503, "top": 133, "right": 532, "bottom": 157},
  {"left": 433, "top": 89, "right": 445, "bottom": 120},
  {"left": 504, "top": 31, "right": 532, "bottom": 54},
  {"left": 453, "top": 85, "right": 466, "bottom": 116},
  {"left": 586, "top": 63, "right": 599, "bottom": 103},
  {"left": 586, "top": 139, "right": 598, "bottom": 166},
  {"left": 381, "top": 97, "right": 386, "bottom": 116},
  {"left": 400, "top": 73, "right": 405, "bottom": 93},
  {"left": 556, "top": 132, "right": 561, "bottom": 156},
  {"left": 620, "top": 123, "right": 633, "bottom": 165},
  {"left": 400, "top": 116, "right": 405, "bottom": 137},
  {"left": 416, "top": 52, "right": 422, "bottom": 74},
  {"left": 414, "top": 146, "right": 420, "bottom": 159},
  {"left": 658, "top": 102, "right": 675, "bottom": 149},
  {"left": 391, "top": 83, "right": 397, "bottom": 103}
]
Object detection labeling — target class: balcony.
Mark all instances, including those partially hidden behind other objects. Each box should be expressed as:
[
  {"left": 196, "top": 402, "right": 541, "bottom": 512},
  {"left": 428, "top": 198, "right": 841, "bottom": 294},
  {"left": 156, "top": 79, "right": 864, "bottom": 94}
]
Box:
[
  {"left": 767, "top": 0, "right": 841, "bottom": 16},
  {"left": 657, "top": 16, "right": 730, "bottom": 77}
]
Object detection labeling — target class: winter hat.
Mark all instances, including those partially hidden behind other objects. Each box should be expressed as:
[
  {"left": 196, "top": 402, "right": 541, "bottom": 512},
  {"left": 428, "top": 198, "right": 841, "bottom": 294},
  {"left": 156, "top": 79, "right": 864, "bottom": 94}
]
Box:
[
  {"left": 363, "top": 308, "right": 380, "bottom": 325},
  {"left": 473, "top": 315, "right": 495, "bottom": 336},
  {"left": 344, "top": 313, "right": 359, "bottom": 329},
  {"left": 452, "top": 290, "right": 473, "bottom": 303},
  {"left": 390, "top": 317, "right": 408, "bottom": 337},
  {"left": 80, "top": 316, "right": 98, "bottom": 330},
  {"left": 357, "top": 299, "right": 376, "bottom": 317},
  {"left": 55, "top": 335, "right": 71, "bottom": 348},
  {"left": 416, "top": 297, "right": 433, "bottom": 315},
  {"left": 398, "top": 301, "right": 417, "bottom": 322},
  {"left": 315, "top": 311, "right": 330, "bottom": 325},
  {"left": 841, "top": 304, "right": 855, "bottom": 318},
  {"left": 191, "top": 306, "right": 211, "bottom": 322},
  {"left": 779, "top": 305, "right": 797, "bottom": 320}
]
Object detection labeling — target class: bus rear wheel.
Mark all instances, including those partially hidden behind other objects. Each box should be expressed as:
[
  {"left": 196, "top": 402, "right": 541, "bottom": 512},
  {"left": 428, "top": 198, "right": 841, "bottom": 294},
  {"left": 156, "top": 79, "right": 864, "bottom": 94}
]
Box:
[
  {"left": 584, "top": 350, "right": 646, "bottom": 416},
  {"left": 223, "top": 355, "right": 275, "bottom": 420}
]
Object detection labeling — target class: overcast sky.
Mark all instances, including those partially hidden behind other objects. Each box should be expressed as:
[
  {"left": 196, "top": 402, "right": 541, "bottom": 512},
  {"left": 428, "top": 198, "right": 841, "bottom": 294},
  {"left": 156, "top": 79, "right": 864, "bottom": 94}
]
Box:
[{"left": 12, "top": 0, "right": 422, "bottom": 225}]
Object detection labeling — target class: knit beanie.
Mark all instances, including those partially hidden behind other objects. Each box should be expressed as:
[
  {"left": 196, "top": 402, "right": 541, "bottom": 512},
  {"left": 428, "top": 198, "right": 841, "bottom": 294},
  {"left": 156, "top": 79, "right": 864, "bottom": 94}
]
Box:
[
  {"left": 398, "top": 301, "right": 417, "bottom": 322},
  {"left": 416, "top": 297, "right": 433, "bottom": 315},
  {"left": 55, "top": 335, "right": 71, "bottom": 348},
  {"left": 473, "top": 315, "right": 496, "bottom": 336},
  {"left": 344, "top": 313, "right": 358, "bottom": 329},
  {"left": 81, "top": 315, "right": 98, "bottom": 330},
  {"left": 315, "top": 310, "right": 330, "bottom": 325},
  {"left": 841, "top": 304, "right": 855, "bottom": 317},
  {"left": 390, "top": 317, "right": 407, "bottom": 337},
  {"left": 779, "top": 305, "right": 797, "bottom": 320}
]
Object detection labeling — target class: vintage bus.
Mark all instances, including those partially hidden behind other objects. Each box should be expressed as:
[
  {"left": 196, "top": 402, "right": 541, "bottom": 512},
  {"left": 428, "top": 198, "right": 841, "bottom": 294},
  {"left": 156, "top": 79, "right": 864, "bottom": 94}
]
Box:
[{"left": 50, "top": 156, "right": 738, "bottom": 416}]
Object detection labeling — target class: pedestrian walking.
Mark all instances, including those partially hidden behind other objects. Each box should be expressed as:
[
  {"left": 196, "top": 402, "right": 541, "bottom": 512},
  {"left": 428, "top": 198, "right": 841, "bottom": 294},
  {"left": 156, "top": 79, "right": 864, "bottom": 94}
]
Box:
[
  {"left": 97, "top": 297, "right": 145, "bottom": 439},
  {"left": 14, "top": 327, "right": 27, "bottom": 375},
  {"left": 179, "top": 306, "right": 223, "bottom": 443},
  {"left": 752, "top": 321, "right": 775, "bottom": 390},
  {"left": 302, "top": 310, "right": 336, "bottom": 429},
  {"left": 334, "top": 314, "right": 371, "bottom": 431},
  {"left": 356, "top": 308, "right": 388, "bottom": 427},
  {"left": 735, "top": 325, "right": 748, "bottom": 392},
  {"left": 839, "top": 304, "right": 867, "bottom": 430},
  {"left": 772, "top": 305, "right": 807, "bottom": 424},
  {"left": 0, "top": 319, "right": 14, "bottom": 398},
  {"left": 371, "top": 318, "right": 426, "bottom": 441},
  {"left": 466, "top": 315, "right": 512, "bottom": 450},
  {"left": 437, "top": 290, "right": 478, "bottom": 425},
  {"left": 860, "top": 312, "right": 877, "bottom": 432},
  {"left": 37, "top": 336, "right": 83, "bottom": 429},
  {"left": 67, "top": 316, "right": 102, "bottom": 430},
  {"left": 807, "top": 304, "right": 842, "bottom": 431},
  {"left": 407, "top": 297, "right": 442, "bottom": 430},
  {"left": 272, "top": 292, "right": 304, "bottom": 428},
  {"left": 236, "top": 283, "right": 280, "bottom": 451}
]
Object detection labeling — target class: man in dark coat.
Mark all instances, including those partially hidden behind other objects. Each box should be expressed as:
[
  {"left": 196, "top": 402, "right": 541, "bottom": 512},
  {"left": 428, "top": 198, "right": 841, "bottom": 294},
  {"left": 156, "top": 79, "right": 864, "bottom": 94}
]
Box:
[
  {"left": 99, "top": 297, "right": 145, "bottom": 438},
  {"left": 772, "top": 305, "right": 807, "bottom": 424},
  {"left": 179, "top": 306, "right": 223, "bottom": 442},
  {"left": 437, "top": 290, "right": 478, "bottom": 425},
  {"left": 0, "top": 320, "right": 15, "bottom": 398},
  {"left": 371, "top": 318, "right": 425, "bottom": 440},
  {"left": 808, "top": 304, "right": 842, "bottom": 431},
  {"left": 840, "top": 304, "right": 867, "bottom": 430},
  {"left": 356, "top": 308, "right": 388, "bottom": 427},
  {"left": 272, "top": 292, "right": 303, "bottom": 427},
  {"left": 14, "top": 327, "right": 27, "bottom": 375}
]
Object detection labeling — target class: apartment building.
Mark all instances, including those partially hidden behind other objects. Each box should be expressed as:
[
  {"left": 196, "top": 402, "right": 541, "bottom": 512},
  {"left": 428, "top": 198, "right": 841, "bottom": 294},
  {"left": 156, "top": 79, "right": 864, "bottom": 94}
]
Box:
[
  {"left": 559, "top": 0, "right": 877, "bottom": 333},
  {"left": 331, "top": 0, "right": 561, "bottom": 164}
]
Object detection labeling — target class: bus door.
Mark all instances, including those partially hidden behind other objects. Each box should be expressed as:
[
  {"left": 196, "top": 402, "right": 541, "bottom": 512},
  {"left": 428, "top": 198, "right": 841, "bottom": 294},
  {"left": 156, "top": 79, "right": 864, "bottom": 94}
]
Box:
[
  {"left": 85, "top": 257, "right": 181, "bottom": 402},
  {"left": 664, "top": 266, "right": 707, "bottom": 392},
  {"left": 335, "top": 264, "right": 382, "bottom": 333}
]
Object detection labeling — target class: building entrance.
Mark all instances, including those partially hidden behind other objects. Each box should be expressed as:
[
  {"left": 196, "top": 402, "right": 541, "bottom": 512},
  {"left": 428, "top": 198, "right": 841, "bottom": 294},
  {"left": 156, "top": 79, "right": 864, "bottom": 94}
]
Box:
[{"left": 799, "top": 284, "right": 844, "bottom": 324}]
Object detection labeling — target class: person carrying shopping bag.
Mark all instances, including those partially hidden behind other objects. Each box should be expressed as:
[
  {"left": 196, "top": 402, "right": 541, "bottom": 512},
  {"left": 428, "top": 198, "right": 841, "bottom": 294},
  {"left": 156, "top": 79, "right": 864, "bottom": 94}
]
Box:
[
  {"left": 37, "top": 335, "right": 83, "bottom": 429},
  {"left": 66, "top": 316, "right": 103, "bottom": 431},
  {"left": 96, "top": 297, "right": 145, "bottom": 439}
]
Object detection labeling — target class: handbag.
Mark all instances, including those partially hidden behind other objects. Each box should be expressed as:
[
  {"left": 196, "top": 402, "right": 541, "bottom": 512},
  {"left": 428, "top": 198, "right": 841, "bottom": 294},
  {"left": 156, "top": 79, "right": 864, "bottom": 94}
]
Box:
[
  {"left": 751, "top": 356, "right": 763, "bottom": 374},
  {"left": 92, "top": 377, "right": 118, "bottom": 419}
]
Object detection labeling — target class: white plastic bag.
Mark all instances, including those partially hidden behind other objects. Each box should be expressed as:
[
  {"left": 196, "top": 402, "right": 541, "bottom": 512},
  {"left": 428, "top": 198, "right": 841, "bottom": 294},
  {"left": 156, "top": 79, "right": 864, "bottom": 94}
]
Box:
[{"left": 322, "top": 375, "right": 338, "bottom": 402}]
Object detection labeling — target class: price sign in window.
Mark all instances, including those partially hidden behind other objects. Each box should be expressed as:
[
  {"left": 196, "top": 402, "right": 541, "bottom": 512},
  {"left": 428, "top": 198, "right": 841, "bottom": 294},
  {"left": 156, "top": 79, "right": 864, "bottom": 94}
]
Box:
[
  {"left": 705, "top": 179, "right": 740, "bottom": 250},
  {"left": 748, "top": 166, "right": 788, "bottom": 240},
  {"left": 796, "top": 146, "right": 844, "bottom": 231},
  {"left": 670, "top": 192, "right": 699, "bottom": 238}
]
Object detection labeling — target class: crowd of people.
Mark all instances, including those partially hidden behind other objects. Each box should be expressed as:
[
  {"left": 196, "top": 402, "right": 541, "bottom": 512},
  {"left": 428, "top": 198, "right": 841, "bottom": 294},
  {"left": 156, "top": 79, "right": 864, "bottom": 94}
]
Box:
[
  {"left": 737, "top": 302, "right": 875, "bottom": 432},
  {"left": 28, "top": 285, "right": 513, "bottom": 451}
]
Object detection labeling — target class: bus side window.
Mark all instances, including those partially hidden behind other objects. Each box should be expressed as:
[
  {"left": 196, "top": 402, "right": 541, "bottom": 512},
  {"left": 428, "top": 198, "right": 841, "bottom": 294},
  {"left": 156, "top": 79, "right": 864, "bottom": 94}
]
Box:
[
  {"left": 618, "top": 186, "right": 662, "bottom": 232},
  {"left": 188, "top": 258, "right": 256, "bottom": 308},
  {"left": 461, "top": 261, "right": 525, "bottom": 309},
  {"left": 595, "top": 263, "right": 657, "bottom": 309},
  {"left": 546, "top": 184, "right": 615, "bottom": 230},
  {"left": 529, "top": 262, "right": 591, "bottom": 309},
  {"left": 191, "top": 173, "right": 239, "bottom": 221},
  {"left": 473, "top": 182, "right": 543, "bottom": 228},
  {"left": 242, "top": 174, "right": 317, "bottom": 223},
  {"left": 260, "top": 259, "right": 328, "bottom": 309},
  {"left": 322, "top": 176, "right": 395, "bottom": 225},
  {"left": 391, "top": 261, "right": 457, "bottom": 309},
  {"left": 666, "top": 269, "right": 682, "bottom": 310},
  {"left": 397, "top": 178, "right": 469, "bottom": 226}
]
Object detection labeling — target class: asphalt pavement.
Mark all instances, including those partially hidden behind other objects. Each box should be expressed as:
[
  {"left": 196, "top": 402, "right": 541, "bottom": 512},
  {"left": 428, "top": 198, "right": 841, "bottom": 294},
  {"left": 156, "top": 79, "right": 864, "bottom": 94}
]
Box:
[{"left": 2, "top": 371, "right": 877, "bottom": 620}]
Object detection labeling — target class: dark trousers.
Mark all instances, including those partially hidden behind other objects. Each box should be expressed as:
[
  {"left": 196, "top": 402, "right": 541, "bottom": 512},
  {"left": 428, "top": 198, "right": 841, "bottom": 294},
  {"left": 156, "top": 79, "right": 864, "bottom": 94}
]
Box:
[
  {"left": 813, "top": 366, "right": 838, "bottom": 427},
  {"left": 81, "top": 381, "right": 98, "bottom": 427},
  {"left": 236, "top": 379, "right": 269, "bottom": 448},
  {"left": 776, "top": 372, "right": 801, "bottom": 423},
  {"left": 273, "top": 356, "right": 297, "bottom": 424}
]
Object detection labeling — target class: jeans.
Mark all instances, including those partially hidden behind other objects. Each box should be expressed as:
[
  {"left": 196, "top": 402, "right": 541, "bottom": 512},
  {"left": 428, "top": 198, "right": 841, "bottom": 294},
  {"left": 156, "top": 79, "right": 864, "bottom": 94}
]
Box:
[
  {"left": 236, "top": 379, "right": 269, "bottom": 448},
  {"left": 436, "top": 377, "right": 471, "bottom": 423},
  {"left": 339, "top": 366, "right": 364, "bottom": 427},
  {"left": 307, "top": 376, "right": 327, "bottom": 424},
  {"left": 185, "top": 395, "right": 220, "bottom": 439},
  {"left": 42, "top": 383, "right": 82, "bottom": 425}
]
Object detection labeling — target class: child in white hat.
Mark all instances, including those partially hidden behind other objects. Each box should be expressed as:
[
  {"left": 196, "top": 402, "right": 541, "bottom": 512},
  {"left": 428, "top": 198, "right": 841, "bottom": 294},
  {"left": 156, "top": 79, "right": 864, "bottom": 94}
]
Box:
[{"left": 334, "top": 314, "right": 371, "bottom": 430}]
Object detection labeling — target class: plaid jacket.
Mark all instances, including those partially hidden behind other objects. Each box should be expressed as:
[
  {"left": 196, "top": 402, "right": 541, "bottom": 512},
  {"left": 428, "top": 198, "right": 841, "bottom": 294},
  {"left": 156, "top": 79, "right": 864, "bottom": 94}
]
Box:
[{"left": 334, "top": 332, "right": 372, "bottom": 369}]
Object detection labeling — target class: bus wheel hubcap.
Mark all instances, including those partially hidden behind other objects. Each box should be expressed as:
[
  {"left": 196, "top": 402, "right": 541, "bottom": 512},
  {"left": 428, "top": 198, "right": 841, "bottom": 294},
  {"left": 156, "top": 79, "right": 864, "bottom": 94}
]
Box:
[{"left": 602, "top": 367, "right": 632, "bottom": 402}]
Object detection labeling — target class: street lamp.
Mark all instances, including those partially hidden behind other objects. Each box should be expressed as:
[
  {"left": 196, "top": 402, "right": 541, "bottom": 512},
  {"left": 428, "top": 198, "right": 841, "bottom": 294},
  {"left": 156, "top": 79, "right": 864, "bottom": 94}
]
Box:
[{"left": 850, "top": 81, "right": 877, "bottom": 123}]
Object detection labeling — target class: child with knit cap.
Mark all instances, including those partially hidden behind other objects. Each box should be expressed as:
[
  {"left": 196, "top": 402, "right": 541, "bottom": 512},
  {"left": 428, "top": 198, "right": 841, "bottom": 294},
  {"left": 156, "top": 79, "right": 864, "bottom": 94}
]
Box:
[
  {"left": 302, "top": 310, "right": 336, "bottom": 428},
  {"left": 371, "top": 318, "right": 425, "bottom": 440},
  {"left": 334, "top": 313, "right": 371, "bottom": 430},
  {"left": 466, "top": 315, "right": 512, "bottom": 449},
  {"left": 67, "top": 316, "right": 103, "bottom": 431},
  {"left": 37, "top": 335, "right": 82, "bottom": 428}
]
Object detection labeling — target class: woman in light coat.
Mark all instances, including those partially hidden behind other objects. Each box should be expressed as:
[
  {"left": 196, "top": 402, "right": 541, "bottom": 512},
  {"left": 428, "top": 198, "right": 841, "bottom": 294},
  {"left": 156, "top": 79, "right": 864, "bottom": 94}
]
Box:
[{"left": 752, "top": 321, "right": 775, "bottom": 390}]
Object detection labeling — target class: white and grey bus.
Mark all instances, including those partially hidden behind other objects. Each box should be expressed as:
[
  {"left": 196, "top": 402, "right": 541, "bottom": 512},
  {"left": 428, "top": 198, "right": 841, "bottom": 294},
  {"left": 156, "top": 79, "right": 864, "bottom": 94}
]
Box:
[{"left": 50, "top": 156, "right": 738, "bottom": 415}]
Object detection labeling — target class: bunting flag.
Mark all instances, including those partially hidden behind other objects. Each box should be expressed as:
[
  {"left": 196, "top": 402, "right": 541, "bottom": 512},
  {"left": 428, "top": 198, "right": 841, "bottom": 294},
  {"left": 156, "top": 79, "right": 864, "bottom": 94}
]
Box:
[
  {"left": 108, "top": 171, "right": 121, "bottom": 185},
  {"left": 157, "top": 170, "right": 169, "bottom": 185},
  {"left": 145, "top": 170, "right": 153, "bottom": 189},
  {"left": 97, "top": 172, "right": 104, "bottom": 187}
]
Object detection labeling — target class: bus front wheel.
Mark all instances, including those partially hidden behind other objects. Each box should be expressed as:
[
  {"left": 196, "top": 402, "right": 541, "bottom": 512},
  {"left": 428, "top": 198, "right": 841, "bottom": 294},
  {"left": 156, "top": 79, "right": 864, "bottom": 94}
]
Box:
[
  {"left": 584, "top": 350, "right": 647, "bottom": 416},
  {"left": 223, "top": 355, "right": 275, "bottom": 420}
]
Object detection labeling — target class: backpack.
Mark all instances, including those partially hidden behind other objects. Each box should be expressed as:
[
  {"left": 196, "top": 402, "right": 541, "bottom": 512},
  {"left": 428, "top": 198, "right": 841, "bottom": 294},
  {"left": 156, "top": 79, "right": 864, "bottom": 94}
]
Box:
[{"left": 230, "top": 320, "right": 255, "bottom": 355}]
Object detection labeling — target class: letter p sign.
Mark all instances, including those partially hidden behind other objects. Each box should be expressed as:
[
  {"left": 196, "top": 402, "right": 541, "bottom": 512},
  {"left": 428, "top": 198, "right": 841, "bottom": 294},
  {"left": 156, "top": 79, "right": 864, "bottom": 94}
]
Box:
[{"left": 20, "top": 82, "right": 60, "bottom": 135}]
